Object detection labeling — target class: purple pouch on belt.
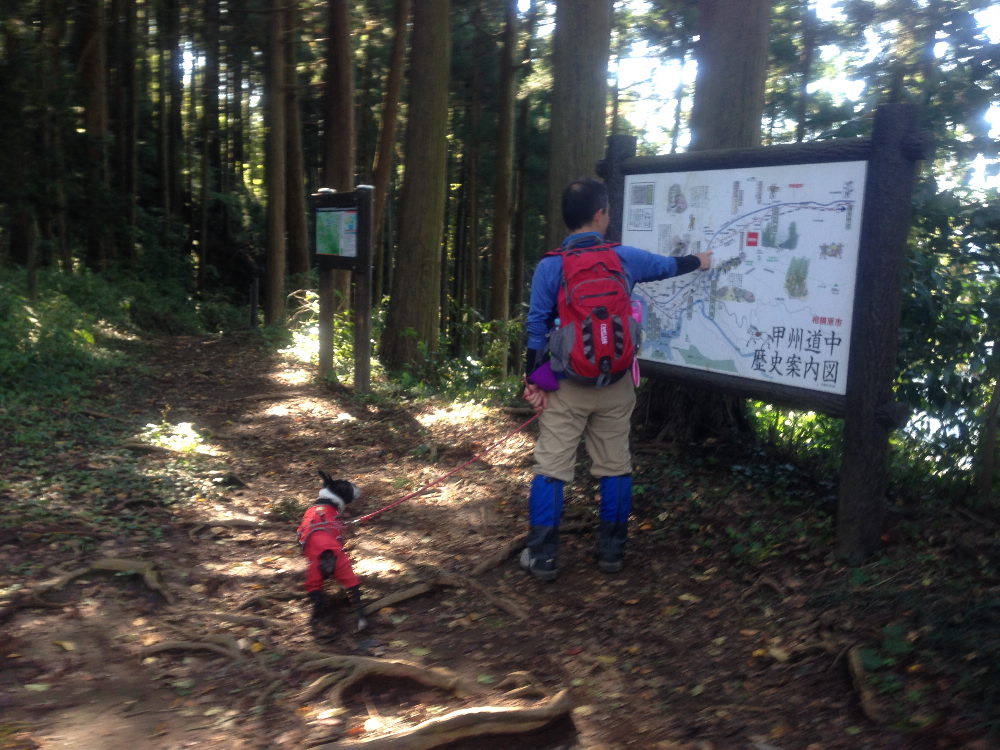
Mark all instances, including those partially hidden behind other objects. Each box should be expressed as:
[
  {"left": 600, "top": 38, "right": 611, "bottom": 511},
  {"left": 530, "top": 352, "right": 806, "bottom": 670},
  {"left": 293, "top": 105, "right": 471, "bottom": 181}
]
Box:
[{"left": 528, "top": 361, "right": 560, "bottom": 392}]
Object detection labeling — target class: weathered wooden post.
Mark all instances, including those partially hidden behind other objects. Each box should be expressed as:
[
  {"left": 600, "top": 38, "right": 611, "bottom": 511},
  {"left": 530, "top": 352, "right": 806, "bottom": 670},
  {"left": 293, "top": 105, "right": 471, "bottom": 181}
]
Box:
[{"left": 836, "top": 103, "right": 927, "bottom": 563}]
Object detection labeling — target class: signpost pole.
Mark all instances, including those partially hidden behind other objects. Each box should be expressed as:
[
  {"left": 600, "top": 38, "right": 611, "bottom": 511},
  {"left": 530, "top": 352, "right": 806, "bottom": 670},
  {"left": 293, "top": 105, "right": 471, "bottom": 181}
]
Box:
[
  {"left": 318, "top": 269, "right": 336, "bottom": 380},
  {"left": 836, "top": 103, "right": 927, "bottom": 563}
]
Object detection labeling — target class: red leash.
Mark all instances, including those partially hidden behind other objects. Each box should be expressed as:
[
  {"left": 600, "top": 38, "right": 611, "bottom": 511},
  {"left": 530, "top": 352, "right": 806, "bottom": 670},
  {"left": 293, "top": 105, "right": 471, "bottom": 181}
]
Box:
[{"left": 347, "top": 412, "right": 540, "bottom": 526}]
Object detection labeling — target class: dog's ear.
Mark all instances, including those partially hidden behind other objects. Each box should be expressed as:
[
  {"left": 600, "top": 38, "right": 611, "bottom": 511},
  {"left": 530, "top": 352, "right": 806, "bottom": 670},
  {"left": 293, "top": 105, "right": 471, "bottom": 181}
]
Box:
[{"left": 318, "top": 470, "right": 334, "bottom": 486}]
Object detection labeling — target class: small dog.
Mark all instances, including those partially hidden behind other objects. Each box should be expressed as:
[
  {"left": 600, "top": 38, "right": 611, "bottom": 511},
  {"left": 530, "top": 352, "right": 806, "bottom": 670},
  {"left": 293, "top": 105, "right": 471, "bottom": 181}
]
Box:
[{"left": 296, "top": 471, "right": 368, "bottom": 632}]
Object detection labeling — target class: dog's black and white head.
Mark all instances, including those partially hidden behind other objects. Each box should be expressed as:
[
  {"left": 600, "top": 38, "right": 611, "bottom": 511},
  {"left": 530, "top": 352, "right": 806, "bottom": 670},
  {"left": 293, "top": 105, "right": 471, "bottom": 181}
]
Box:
[{"left": 317, "top": 470, "right": 360, "bottom": 512}]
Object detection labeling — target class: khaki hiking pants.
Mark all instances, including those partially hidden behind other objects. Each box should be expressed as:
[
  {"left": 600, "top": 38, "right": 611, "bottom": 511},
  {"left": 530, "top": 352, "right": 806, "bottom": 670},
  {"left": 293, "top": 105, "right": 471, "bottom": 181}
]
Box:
[{"left": 533, "top": 374, "right": 635, "bottom": 483}]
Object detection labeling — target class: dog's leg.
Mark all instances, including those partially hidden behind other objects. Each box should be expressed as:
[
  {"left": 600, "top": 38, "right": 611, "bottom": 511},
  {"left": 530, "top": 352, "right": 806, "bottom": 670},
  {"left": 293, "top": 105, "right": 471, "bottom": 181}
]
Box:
[
  {"left": 319, "top": 550, "right": 337, "bottom": 578},
  {"left": 307, "top": 590, "right": 329, "bottom": 624},
  {"left": 347, "top": 585, "right": 368, "bottom": 632}
]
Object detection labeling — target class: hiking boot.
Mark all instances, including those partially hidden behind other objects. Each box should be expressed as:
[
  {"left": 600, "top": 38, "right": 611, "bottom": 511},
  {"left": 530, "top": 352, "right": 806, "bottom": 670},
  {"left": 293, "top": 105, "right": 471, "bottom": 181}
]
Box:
[
  {"left": 519, "top": 546, "right": 558, "bottom": 582},
  {"left": 521, "top": 476, "right": 564, "bottom": 582},
  {"left": 597, "top": 475, "right": 632, "bottom": 574},
  {"left": 597, "top": 521, "right": 628, "bottom": 574}
]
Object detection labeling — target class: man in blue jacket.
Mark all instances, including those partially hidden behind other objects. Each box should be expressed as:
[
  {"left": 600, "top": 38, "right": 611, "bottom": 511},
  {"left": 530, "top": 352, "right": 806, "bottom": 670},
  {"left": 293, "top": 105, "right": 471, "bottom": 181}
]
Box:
[{"left": 521, "top": 178, "right": 712, "bottom": 581}]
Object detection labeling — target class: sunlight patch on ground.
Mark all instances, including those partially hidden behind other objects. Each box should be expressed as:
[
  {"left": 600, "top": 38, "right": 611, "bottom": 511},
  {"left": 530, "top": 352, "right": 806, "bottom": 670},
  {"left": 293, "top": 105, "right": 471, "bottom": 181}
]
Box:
[
  {"left": 135, "top": 420, "right": 220, "bottom": 456},
  {"left": 353, "top": 556, "right": 411, "bottom": 578},
  {"left": 260, "top": 400, "right": 355, "bottom": 422},
  {"left": 416, "top": 402, "right": 490, "bottom": 427},
  {"left": 271, "top": 366, "right": 312, "bottom": 386}
]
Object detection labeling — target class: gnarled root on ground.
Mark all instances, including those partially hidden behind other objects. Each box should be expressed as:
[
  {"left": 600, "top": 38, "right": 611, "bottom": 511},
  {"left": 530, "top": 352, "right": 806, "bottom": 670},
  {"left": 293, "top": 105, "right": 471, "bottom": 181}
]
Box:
[
  {"left": 0, "top": 557, "right": 172, "bottom": 624},
  {"left": 294, "top": 654, "right": 479, "bottom": 707},
  {"left": 323, "top": 688, "right": 572, "bottom": 750}
]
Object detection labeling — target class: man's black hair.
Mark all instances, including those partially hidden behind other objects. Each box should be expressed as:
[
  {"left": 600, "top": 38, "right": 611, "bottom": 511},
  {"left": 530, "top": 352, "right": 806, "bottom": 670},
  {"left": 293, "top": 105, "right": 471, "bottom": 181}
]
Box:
[{"left": 562, "top": 178, "right": 608, "bottom": 231}]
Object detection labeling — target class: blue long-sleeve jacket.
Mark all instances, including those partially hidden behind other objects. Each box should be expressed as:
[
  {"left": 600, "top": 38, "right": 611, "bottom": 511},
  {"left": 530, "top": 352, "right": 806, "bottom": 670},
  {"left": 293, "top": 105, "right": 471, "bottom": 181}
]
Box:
[{"left": 526, "top": 231, "right": 699, "bottom": 352}]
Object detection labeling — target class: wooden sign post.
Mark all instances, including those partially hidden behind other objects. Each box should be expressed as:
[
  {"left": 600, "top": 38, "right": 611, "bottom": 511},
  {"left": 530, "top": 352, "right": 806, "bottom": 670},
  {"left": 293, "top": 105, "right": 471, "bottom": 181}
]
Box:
[{"left": 312, "top": 185, "right": 374, "bottom": 393}]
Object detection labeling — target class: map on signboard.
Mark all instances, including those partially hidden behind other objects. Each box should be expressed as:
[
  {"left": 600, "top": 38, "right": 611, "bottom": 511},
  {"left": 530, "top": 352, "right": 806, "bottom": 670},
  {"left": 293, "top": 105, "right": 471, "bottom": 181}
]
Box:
[
  {"left": 316, "top": 207, "right": 358, "bottom": 257},
  {"left": 622, "top": 160, "right": 867, "bottom": 395}
]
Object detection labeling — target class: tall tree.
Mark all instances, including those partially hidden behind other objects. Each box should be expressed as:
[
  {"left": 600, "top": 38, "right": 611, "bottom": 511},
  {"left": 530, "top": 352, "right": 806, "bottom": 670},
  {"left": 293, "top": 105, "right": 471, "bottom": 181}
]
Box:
[
  {"left": 198, "top": 0, "right": 223, "bottom": 291},
  {"left": 263, "top": 0, "right": 287, "bottom": 325},
  {"left": 371, "top": 0, "right": 411, "bottom": 303},
  {"left": 80, "top": 0, "right": 111, "bottom": 270},
  {"left": 544, "top": 0, "right": 613, "bottom": 249},
  {"left": 323, "top": 0, "right": 355, "bottom": 308},
  {"left": 381, "top": 0, "right": 451, "bottom": 373},
  {"left": 688, "top": 0, "right": 770, "bottom": 152},
  {"left": 285, "top": 0, "right": 310, "bottom": 278},
  {"left": 637, "top": 0, "right": 771, "bottom": 444},
  {"left": 317, "top": 0, "right": 356, "bottom": 376},
  {"left": 487, "top": 0, "right": 517, "bottom": 338}
]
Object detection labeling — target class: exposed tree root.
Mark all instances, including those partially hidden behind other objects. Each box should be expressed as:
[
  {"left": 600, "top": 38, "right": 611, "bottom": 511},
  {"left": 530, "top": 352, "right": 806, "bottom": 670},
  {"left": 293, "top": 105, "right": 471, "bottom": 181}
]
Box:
[
  {"left": 469, "top": 522, "right": 586, "bottom": 576},
  {"left": 295, "top": 654, "right": 479, "bottom": 707},
  {"left": 189, "top": 610, "right": 284, "bottom": 628},
  {"left": 0, "top": 557, "right": 172, "bottom": 625},
  {"left": 361, "top": 583, "right": 435, "bottom": 616},
  {"left": 470, "top": 534, "right": 527, "bottom": 575},
  {"left": 324, "top": 689, "right": 572, "bottom": 749},
  {"left": 436, "top": 572, "right": 528, "bottom": 621},
  {"left": 237, "top": 590, "right": 300, "bottom": 610}
]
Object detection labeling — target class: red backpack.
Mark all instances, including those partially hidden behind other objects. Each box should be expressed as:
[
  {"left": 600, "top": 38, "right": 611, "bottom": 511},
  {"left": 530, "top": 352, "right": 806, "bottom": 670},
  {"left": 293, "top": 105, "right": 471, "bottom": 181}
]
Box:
[{"left": 545, "top": 241, "right": 640, "bottom": 387}]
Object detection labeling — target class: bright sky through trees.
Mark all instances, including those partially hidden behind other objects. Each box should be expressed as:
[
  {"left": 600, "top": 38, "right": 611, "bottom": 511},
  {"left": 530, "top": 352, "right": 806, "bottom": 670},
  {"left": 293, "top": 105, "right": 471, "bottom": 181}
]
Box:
[{"left": 608, "top": 1, "right": 998, "bottom": 189}]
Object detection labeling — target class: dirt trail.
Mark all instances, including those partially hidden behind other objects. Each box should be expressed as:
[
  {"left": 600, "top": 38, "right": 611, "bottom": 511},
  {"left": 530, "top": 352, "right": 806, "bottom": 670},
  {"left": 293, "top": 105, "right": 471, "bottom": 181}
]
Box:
[{"left": 0, "top": 334, "right": 973, "bottom": 748}]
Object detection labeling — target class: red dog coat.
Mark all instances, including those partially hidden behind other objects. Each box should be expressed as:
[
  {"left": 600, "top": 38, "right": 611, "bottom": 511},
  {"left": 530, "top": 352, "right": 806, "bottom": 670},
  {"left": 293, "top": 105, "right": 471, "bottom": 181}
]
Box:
[{"left": 297, "top": 504, "right": 360, "bottom": 593}]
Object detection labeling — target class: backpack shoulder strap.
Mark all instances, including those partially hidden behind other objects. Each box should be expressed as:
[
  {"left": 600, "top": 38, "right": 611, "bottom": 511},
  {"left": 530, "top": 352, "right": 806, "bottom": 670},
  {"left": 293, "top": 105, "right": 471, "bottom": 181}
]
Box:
[{"left": 545, "top": 240, "right": 620, "bottom": 258}]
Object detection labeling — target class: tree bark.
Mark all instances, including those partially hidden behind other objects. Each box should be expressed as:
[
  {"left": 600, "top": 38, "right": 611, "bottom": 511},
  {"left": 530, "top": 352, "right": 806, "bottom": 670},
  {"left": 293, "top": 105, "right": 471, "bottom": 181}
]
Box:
[
  {"left": 544, "top": 0, "right": 613, "bottom": 250},
  {"left": 285, "top": 0, "right": 310, "bottom": 279},
  {"left": 80, "top": 0, "right": 110, "bottom": 270},
  {"left": 323, "top": 0, "right": 356, "bottom": 310},
  {"left": 488, "top": 0, "right": 518, "bottom": 361},
  {"left": 635, "top": 0, "right": 770, "bottom": 444},
  {"left": 689, "top": 0, "right": 770, "bottom": 152},
  {"left": 371, "top": 0, "right": 411, "bottom": 303},
  {"left": 198, "top": 0, "right": 222, "bottom": 292},
  {"left": 381, "top": 0, "right": 451, "bottom": 374},
  {"left": 263, "top": 0, "right": 287, "bottom": 325}
]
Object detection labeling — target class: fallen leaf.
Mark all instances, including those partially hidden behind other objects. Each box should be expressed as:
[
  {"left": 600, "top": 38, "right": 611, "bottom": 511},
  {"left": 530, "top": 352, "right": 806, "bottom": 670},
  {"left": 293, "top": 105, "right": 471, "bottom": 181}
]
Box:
[
  {"left": 53, "top": 641, "right": 76, "bottom": 651},
  {"left": 768, "top": 646, "right": 792, "bottom": 662},
  {"left": 25, "top": 683, "right": 51, "bottom": 692}
]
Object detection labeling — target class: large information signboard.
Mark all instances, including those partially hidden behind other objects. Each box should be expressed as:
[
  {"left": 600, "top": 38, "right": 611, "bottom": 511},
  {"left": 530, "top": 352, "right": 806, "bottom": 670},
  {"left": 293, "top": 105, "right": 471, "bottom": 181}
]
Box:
[{"left": 622, "top": 161, "right": 867, "bottom": 396}]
